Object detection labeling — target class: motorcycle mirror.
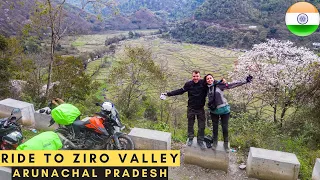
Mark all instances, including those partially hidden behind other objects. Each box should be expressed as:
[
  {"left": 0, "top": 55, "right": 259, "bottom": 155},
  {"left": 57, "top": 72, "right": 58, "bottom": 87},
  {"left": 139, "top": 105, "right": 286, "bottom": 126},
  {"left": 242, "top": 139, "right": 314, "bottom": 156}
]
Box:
[
  {"left": 11, "top": 108, "right": 21, "bottom": 115},
  {"left": 46, "top": 109, "right": 51, "bottom": 115},
  {"left": 48, "top": 118, "right": 55, "bottom": 127},
  {"left": 15, "top": 116, "right": 22, "bottom": 122},
  {"left": 95, "top": 103, "right": 101, "bottom": 107},
  {"left": 10, "top": 117, "right": 17, "bottom": 121}
]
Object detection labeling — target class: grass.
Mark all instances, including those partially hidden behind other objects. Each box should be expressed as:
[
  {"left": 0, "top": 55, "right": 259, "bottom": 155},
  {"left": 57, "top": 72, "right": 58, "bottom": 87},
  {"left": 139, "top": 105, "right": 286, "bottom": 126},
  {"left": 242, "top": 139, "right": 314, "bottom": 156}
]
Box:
[
  {"left": 22, "top": 127, "right": 46, "bottom": 141},
  {"left": 60, "top": 30, "right": 159, "bottom": 53},
  {"left": 71, "top": 40, "right": 86, "bottom": 47},
  {"left": 74, "top": 35, "right": 241, "bottom": 112}
]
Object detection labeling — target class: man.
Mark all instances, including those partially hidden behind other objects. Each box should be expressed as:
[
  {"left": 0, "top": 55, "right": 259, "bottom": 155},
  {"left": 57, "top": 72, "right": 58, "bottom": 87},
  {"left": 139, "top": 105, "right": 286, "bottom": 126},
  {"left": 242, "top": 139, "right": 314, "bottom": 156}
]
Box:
[{"left": 161, "top": 70, "right": 207, "bottom": 150}]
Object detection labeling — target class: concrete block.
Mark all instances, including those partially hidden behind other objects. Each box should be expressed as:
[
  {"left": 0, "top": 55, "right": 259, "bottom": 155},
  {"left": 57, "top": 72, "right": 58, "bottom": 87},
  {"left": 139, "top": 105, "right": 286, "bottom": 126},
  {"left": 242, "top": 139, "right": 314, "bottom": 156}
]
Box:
[
  {"left": 128, "top": 128, "right": 171, "bottom": 150},
  {"left": 184, "top": 138, "right": 229, "bottom": 172},
  {"left": 0, "top": 98, "right": 35, "bottom": 126},
  {"left": 312, "top": 158, "right": 320, "bottom": 180},
  {"left": 246, "top": 147, "right": 300, "bottom": 180},
  {"left": 34, "top": 107, "right": 59, "bottom": 130},
  {"left": 0, "top": 167, "right": 11, "bottom": 180}
]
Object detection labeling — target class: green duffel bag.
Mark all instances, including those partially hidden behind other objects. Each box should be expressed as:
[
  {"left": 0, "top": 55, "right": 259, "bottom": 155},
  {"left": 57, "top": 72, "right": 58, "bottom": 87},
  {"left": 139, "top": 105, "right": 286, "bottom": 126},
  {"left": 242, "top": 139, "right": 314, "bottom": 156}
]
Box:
[
  {"left": 16, "top": 131, "right": 62, "bottom": 150},
  {"left": 51, "top": 103, "right": 81, "bottom": 125}
]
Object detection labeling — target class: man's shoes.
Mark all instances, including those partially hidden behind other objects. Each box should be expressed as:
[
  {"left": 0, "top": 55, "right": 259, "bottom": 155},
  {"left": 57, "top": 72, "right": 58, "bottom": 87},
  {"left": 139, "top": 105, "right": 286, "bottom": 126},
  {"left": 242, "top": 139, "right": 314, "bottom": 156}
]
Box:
[
  {"left": 198, "top": 141, "right": 206, "bottom": 150},
  {"left": 211, "top": 141, "right": 217, "bottom": 150},
  {"left": 224, "top": 142, "right": 230, "bottom": 153},
  {"left": 187, "top": 138, "right": 193, "bottom": 146}
]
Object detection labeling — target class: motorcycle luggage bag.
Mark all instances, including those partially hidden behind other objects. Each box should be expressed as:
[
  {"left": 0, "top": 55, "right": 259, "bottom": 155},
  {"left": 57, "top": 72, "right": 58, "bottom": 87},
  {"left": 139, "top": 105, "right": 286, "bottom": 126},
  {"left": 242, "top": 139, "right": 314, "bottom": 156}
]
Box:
[
  {"left": 51, "top": 103, "right": 81, "bottom": 125},
  {"left": 16, "top": 131, "right": 62, "bottom": 150}
]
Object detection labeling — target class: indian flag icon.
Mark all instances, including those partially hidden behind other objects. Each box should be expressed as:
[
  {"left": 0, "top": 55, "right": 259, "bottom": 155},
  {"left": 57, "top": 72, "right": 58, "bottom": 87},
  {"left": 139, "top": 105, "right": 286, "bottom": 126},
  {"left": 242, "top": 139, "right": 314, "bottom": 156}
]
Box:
[{"left": 286, "top": 2, "right": 320, "bottom": 36}]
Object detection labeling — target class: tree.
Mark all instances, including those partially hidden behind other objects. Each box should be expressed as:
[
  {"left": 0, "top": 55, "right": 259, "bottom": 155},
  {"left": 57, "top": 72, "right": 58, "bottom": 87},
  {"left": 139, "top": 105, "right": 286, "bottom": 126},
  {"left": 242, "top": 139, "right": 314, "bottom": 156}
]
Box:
[
  {"left": 229, "top": 39, "right": 320, "bottom": 127},
  {"left": 0, "top": 35, "right": 8, "bottom": 51},
  {"left": 28, "top": 0, "right": 115, "bottom": 99},
  {"left": 0, "top": 58, "right": 11, "bottom": 99},
  {"left": 128, "top": 31, "right": 134, "bottom": 39},
  {"left": 108, "top": 46, "right": 165, "bottom": 119},
  {"left": 0, "top": 36, "right": 28, "bottom": 100},
  {"left": 51, "top": 56, "right": 93, "bottom": 102}
]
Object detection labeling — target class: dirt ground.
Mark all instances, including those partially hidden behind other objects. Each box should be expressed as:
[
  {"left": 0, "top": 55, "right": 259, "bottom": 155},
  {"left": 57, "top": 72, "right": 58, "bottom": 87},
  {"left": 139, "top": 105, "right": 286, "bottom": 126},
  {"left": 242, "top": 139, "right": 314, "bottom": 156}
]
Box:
[{"left": 168, "top": 143, "right": 258, "bottom": 180}]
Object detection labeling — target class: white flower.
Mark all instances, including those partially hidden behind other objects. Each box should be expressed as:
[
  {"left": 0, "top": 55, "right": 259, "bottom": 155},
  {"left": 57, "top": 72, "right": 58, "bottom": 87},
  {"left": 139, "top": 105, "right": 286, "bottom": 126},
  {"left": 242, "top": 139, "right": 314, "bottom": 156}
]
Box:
[{"left": 229, "top": 39, "right": 320, "bottom": 108}]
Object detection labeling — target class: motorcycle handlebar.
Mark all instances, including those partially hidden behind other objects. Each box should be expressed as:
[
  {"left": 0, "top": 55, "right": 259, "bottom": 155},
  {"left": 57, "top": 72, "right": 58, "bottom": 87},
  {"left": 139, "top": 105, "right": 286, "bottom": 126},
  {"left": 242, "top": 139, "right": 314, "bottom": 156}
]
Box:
[{"left": 48, "top": 118, "right": 55, "bottom": 127}]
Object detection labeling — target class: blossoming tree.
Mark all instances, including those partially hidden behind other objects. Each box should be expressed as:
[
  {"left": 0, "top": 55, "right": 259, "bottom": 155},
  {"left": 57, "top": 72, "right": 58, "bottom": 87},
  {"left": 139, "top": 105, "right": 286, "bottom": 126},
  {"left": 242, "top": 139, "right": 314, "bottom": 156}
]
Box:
[{"left": 229, "top": 39, "right": 320, "bottom": 126}]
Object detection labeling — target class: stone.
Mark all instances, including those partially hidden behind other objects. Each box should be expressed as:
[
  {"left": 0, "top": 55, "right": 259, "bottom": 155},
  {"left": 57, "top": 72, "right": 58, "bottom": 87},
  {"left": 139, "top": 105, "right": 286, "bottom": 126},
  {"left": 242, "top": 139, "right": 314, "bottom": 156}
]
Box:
[
  {"left": 184, "top": 138, "right": 229, "bottom": 172},
  {"left": 0, "top": 98, "right": 35, "bottom": 126},
  {"left": 246, "top": 147, "right": 300, "bottom": 180},
  {"left": 239, "top": 164, "right": 246, "bottom": 170},
  {"left": 34, "top": 107, "right": 59, "bottom": 130},
  {"left": 128, "top": 128, "right": 171, "bottom": 150},
  {"left": 0, "top": 167, "right": 11, "bottom": 180},
  {"left": 312, "top": 158, "right": 320, "bottom": 180}
]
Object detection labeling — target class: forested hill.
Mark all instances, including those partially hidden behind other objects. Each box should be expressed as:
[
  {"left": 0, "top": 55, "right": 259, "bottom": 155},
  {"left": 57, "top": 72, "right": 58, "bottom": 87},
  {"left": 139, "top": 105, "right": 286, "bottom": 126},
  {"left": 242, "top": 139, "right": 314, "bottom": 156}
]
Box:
[
  {"left": 0, "top": 0, "right": 103, "bottom": 36},
  {"left": 195, "top": 0, "right": 295, "bottom": 26},
  {"left": 171, "top": 0, "right": 320, "bottom": 49},
  {"left": 67, "top": 0, "right": 205, "bottom": 21},
  {"left": 116, "top": 0, "right": 205, "bottom": 20}
]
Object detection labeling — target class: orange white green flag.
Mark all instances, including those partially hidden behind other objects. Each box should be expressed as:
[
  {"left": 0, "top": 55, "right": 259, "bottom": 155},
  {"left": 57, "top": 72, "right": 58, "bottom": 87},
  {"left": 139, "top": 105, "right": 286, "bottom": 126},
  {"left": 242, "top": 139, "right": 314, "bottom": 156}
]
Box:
[{"left": 285, "top": 2, "right": 319, "bottom": 36}]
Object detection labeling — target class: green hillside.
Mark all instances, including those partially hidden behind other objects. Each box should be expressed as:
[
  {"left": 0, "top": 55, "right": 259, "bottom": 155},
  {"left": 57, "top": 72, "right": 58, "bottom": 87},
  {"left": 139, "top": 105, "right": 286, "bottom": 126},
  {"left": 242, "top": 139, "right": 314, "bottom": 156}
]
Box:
[{"left": 171, "top": 0, "right": 320, "bottom": 49}]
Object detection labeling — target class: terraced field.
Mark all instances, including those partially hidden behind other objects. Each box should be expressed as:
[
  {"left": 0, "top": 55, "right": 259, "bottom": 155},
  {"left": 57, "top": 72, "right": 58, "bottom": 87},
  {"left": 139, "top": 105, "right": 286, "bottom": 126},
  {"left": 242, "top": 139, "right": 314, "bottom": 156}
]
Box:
[
  {"left": 102, "top": 36, "right": 241, "bottom": 111},
  {"left": 119, "top": 37, "right": 241, "bottom": 77},
  {"left": 63, "top": 31, "right": 243, "bottom": 115},
  {"left": 61, "top": 30, "right": 158, "bottom": 53}
]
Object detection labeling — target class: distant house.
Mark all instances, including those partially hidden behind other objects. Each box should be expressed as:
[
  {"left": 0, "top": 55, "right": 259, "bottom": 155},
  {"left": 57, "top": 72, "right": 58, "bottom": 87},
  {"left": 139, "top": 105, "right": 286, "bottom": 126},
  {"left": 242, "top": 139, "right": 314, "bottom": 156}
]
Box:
[
  {"left": 248, "top": 26, "right": 257, "bottom": 29},
  {"left": 312, "top": 42, "right": 320, "bottom": 49}
]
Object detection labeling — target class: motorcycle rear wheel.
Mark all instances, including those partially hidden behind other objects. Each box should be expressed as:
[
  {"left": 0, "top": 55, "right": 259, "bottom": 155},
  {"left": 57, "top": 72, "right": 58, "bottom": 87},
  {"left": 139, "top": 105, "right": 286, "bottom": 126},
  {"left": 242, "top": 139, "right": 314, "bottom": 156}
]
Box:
[
  {"left": 55, "top": 128, "right": 75, "bottom": 150},
  {"left": 106, "top": 134, "right": 134, "bottom": 150}
]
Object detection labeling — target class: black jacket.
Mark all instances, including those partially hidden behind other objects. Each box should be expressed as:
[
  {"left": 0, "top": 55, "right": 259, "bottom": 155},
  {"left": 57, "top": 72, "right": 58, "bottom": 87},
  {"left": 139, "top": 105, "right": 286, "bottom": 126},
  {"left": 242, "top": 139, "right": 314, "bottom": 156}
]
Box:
[
  {"left": 207, "top": 80, "right": 247, "bottom": 109},
  {"left": 167, "top": 79, "right": 207, "bottom": 109}
]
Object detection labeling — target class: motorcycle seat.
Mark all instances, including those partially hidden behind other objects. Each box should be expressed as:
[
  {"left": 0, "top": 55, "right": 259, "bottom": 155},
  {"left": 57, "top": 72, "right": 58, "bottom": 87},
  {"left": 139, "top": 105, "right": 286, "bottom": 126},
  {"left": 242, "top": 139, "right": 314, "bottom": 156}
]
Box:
[{"left": 72, "top": 120, "right": 89, "bottom": 128}]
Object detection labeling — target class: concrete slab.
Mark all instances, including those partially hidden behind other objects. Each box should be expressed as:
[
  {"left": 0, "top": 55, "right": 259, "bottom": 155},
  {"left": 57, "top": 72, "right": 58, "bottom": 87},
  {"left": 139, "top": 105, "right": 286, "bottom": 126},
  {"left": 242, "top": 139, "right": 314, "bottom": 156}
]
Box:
[
  {"left": 246, "top": 147, "right": 300, "bottom": 180},
  {"left": 312, "top": 158, "right": 320, "bottom": 180},
  {"left": 128, "top": 127, "right": 171, "bottom": 150},
  {"left": 184, "top": 138, "right": 229, "bottom": 172},
  {"left": 0, "top": 98, "right": 35, "bottom": 126},
  {"left": 34, "top": 107, "right": 59, "bottom": 130},
  {"left": 0, "top": 167, "right": 11, "bottom": 180}
]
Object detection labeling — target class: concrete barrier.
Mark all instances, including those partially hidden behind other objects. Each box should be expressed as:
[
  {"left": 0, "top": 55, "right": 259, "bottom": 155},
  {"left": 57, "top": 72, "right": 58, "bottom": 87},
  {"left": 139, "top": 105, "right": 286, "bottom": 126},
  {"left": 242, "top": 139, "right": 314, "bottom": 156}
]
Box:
[
  {"left": 0, "top": 98, "right": 35, "bottom": 126},
  {"left": 128, "top": 128, "right": 171, "bottom": 150},
  {"left": 312, "top": 158, "right": 320, "bottom": 180},
  {"left": 0, "top": 167, "right": 11, "bottom": 180},
  {"left": 184, "top": 138, "right": 229, "bottom": 172},
  {"left": 246, "top": 147, "right": 300, "bottom": 180},
  {"left": 34, "top": 107, "right": 59, "bottom": 130}
]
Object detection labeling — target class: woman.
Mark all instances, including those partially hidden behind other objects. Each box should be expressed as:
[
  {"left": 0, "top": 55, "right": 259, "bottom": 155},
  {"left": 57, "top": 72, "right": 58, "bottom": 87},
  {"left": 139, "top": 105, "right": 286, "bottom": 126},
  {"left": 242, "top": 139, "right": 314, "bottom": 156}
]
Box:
[{"left": 204, "top": 74, "right": 252, "bottom": 152}]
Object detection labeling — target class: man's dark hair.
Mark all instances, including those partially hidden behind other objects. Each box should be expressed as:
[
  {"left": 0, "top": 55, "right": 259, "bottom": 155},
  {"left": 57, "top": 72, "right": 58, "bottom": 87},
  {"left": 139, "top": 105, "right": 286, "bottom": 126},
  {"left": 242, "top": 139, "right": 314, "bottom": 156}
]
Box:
[{"left": 192, "top": 70, "right": 200, "bottom": 74}]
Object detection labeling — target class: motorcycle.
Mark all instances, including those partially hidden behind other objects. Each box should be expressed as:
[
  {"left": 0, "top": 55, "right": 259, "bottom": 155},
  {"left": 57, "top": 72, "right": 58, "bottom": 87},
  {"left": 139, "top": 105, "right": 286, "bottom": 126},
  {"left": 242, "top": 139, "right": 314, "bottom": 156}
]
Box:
[
  {"left": 0, "top": 108, "right": 24, "bottom": 150},
  {"left": 42, "top": 102, "right": 134, "bottom": 150}
]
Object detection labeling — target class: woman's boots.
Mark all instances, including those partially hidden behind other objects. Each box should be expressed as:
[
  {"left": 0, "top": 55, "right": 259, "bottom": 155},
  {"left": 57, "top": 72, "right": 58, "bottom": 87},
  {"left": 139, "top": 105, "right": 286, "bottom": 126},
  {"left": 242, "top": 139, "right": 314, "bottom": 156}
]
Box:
[
  {"left": 211, "top": 141, "right": 217, "bottom": 150},
  {"left": 212, "top": 141, "right": 230, "bottom": 153},
  {"left": 223, "top": 142, "right": 230, "bottom": 153}
]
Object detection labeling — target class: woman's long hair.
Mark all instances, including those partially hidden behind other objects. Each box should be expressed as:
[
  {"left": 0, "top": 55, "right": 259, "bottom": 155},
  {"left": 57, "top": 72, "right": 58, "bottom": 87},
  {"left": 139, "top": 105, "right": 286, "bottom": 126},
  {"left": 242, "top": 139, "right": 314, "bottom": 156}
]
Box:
[{"left": 203, "top": 74, "right": 214, "bottom": 86}]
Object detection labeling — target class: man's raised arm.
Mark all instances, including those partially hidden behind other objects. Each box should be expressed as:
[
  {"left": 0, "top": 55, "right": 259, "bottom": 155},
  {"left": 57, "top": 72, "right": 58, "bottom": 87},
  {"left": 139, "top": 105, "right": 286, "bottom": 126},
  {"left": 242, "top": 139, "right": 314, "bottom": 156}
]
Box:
[{"left": 162, "top": 82, "right": 190, "bottom": 97}]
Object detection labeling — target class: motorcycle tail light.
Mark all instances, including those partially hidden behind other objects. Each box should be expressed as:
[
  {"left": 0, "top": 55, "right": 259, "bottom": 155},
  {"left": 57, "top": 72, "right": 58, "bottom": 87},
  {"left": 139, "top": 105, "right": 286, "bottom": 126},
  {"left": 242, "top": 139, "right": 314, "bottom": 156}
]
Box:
[{"left": 1, "top": 142, "right": 6, "bottom": 150}]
